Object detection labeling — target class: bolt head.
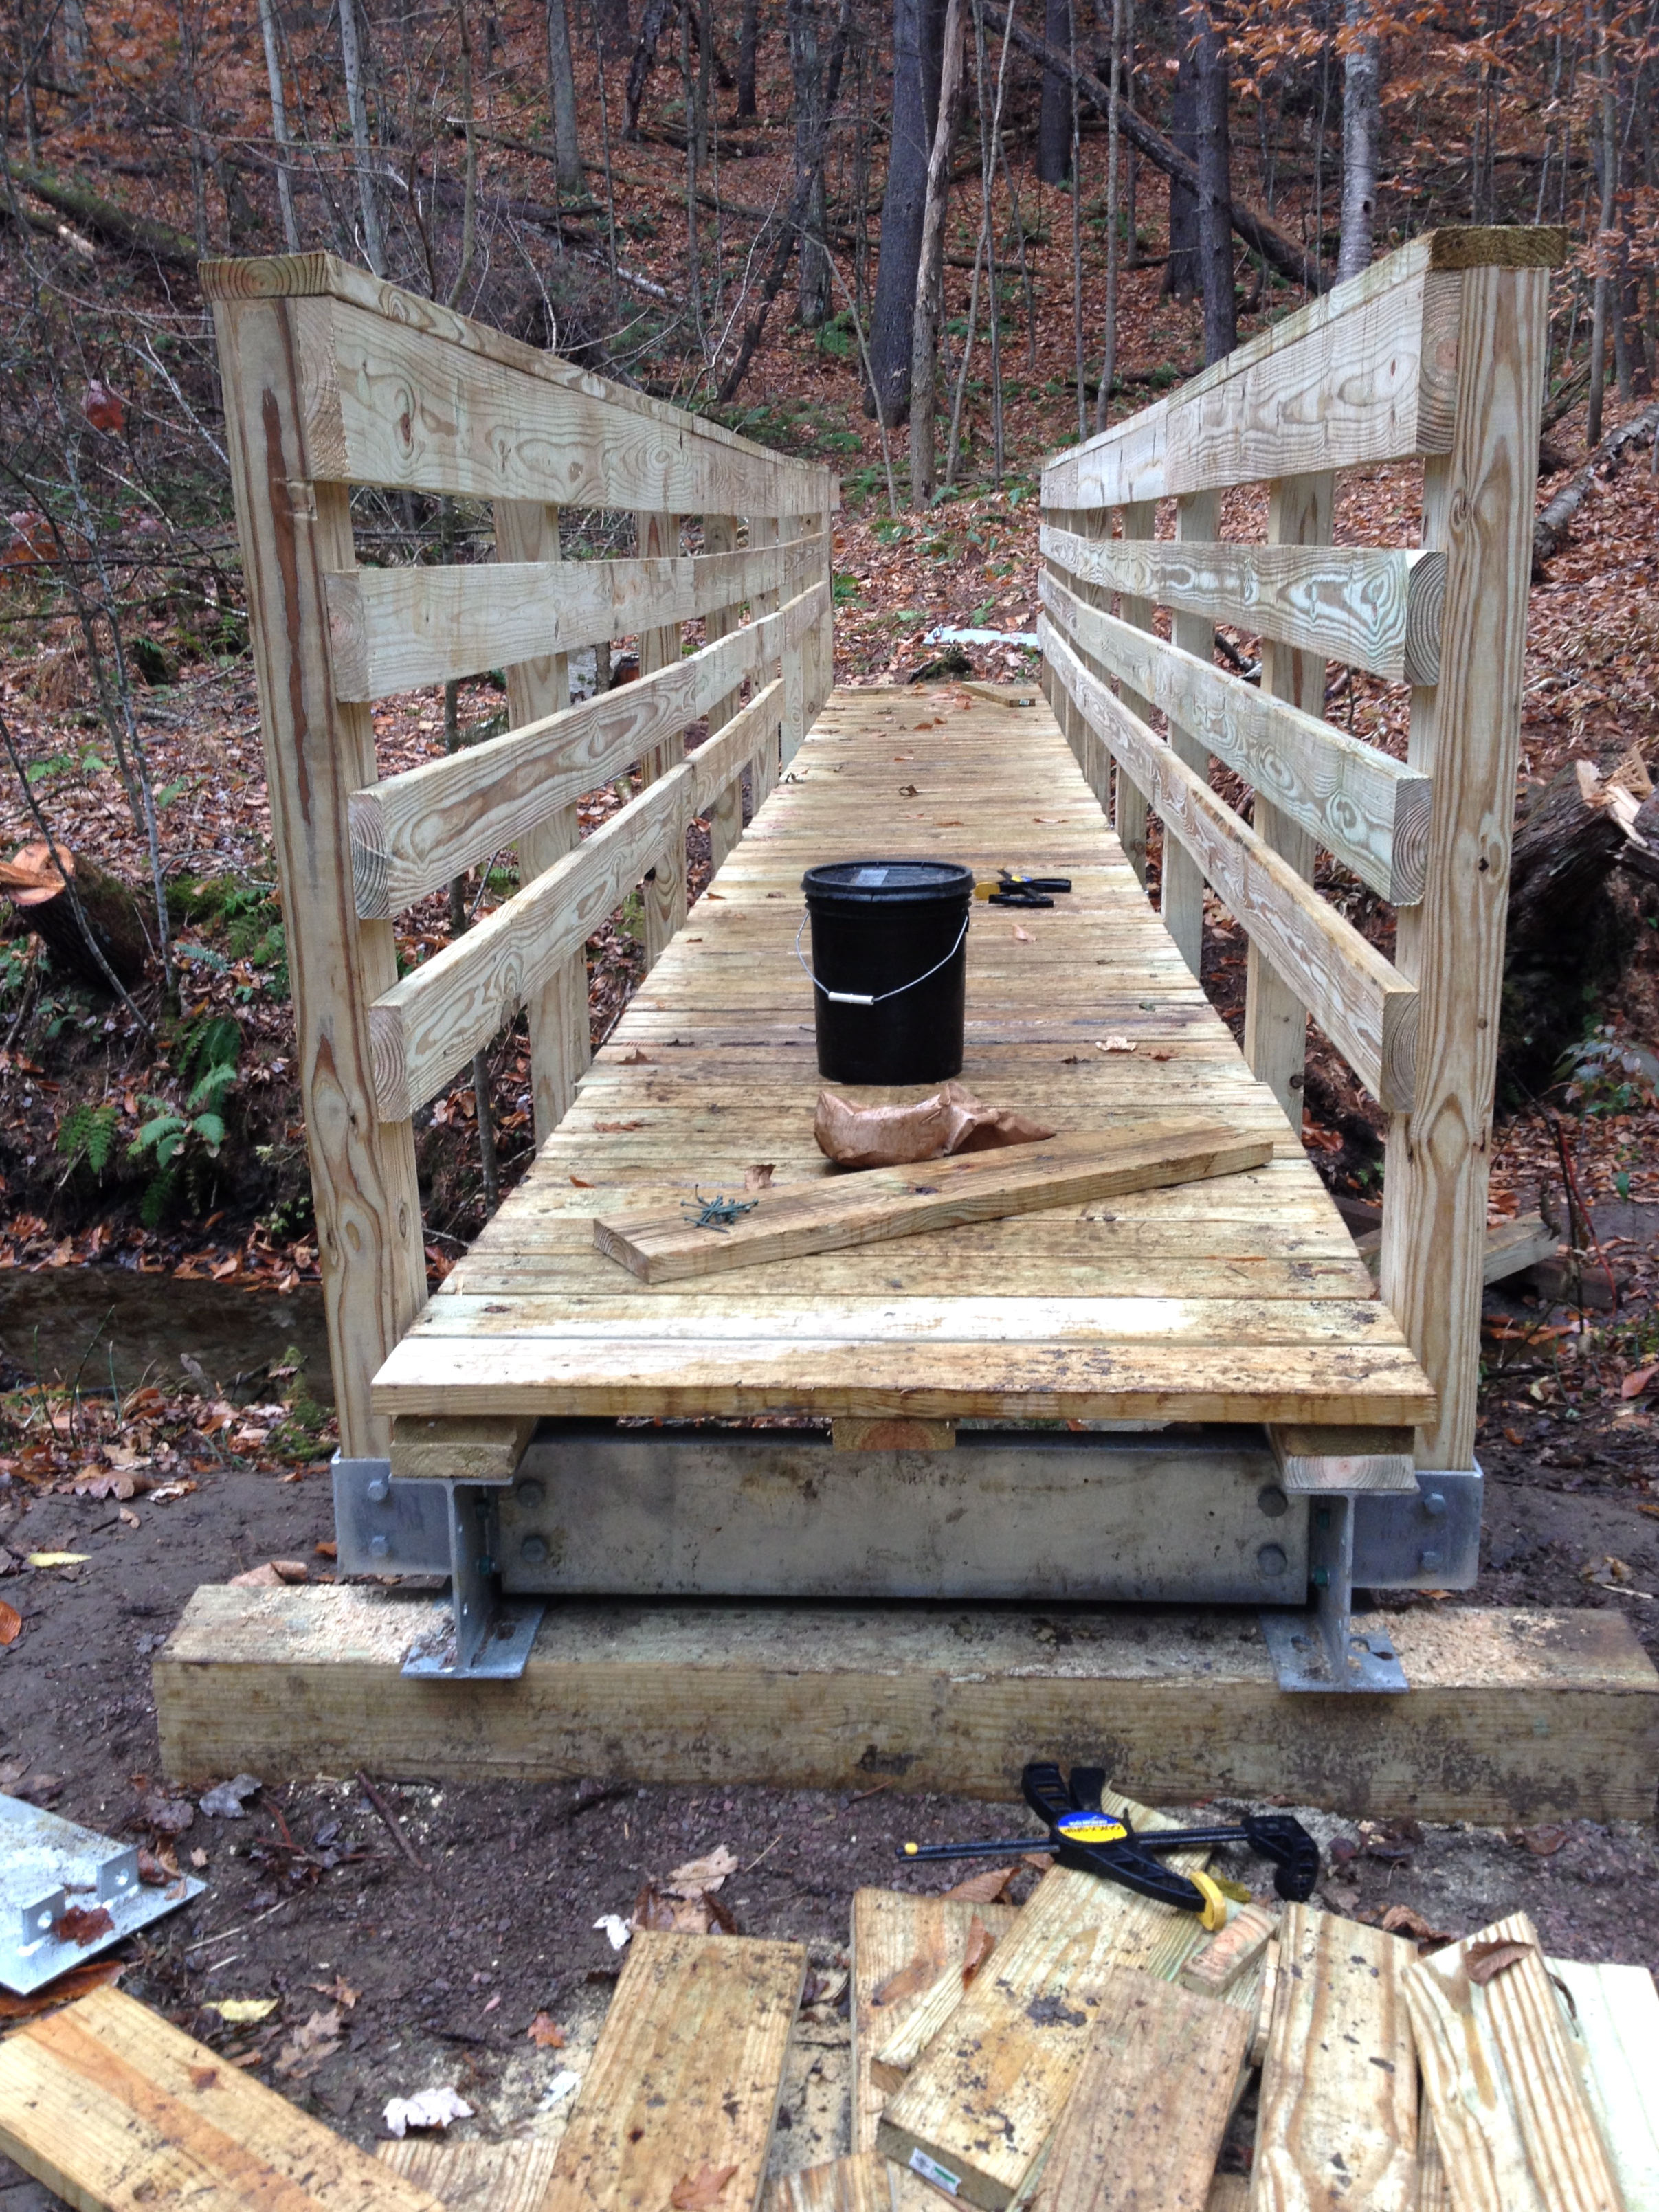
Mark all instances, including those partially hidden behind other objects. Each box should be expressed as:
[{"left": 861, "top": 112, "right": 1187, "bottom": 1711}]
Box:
[
  {"left": 1256, "top": 1542, "right": 1289, "bottom": 1576},
  {"left": 366, "top": 1476, "right": 390, "bottom": 1504},
  {"left": 1423, "top": 1490, "right": 1447, "bottom": 1517},
  {"left": 521, "top": 1534, "right": 549, "bottom": 1565},
  {"left": 368, "top": 1532, "right": 390, "bottom": 1559},
  {"left": 1419, "top": 1548, "right": 1443, "bottom": 1570}
]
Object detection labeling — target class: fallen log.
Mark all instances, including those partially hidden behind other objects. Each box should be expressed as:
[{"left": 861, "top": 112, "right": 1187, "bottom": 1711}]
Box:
[
  {"left": 980, "top": 3, "right": 1329, "bottom": 296},
  {"left": 1533, "top": 399, "right": 1659, "bottom": 574},
  {"left": 0, "top": 841, "right": 152, "bottom": 989},
  {"left": 10, "top": 164, "right": 197, "bottom": 274}
]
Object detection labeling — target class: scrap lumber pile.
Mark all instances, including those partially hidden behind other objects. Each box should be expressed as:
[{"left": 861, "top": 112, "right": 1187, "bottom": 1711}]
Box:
[{"left": 3, "top": 1791, "right": 1657, "bottom": 2212}]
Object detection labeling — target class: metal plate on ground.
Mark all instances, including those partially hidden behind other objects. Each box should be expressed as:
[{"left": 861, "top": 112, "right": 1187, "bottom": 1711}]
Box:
[
  {"left": 1259, "top": 1608, "right": 1410, "bottom": 1694},
  {"left": 497, "top": 1422, "right": 1308, "bottom": 1602},
  {"left": 0, "top": 1794, "right": 205, "bottom": 1995}
]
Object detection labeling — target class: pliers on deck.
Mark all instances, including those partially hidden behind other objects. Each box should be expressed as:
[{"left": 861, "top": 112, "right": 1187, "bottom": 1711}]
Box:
[
  {"left": 898, "top": 1761, "right": 1320, "bottom": 1925},
  {"left": 979, "top": 871, "right": 1074, "bottom": 909}
]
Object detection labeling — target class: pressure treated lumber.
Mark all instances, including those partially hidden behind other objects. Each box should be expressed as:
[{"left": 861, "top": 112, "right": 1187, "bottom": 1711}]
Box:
[
  {"left": 869, "top": 1906, "right": 1019, "bottom": 2092},
  {"left": 1041, "top": 571, "right": 1429, "bottom": 904},
  {"left": 154, "top": 1585, "right": 1659, "bottom": 1819},
  {"left": 326, "top": 533, "right": 825, "bottom": 699},
  {"left": 348, "top": 585, "right": 815, "bottom": 917},
  {"left": 1040, "top": 525, "right": 1445, "bottom": 684},
  {"left": 876, "top": 1837, "right": 1214, "bottom": 2210},
  {"left": 1253, "top": 1904, "right": 1419, "bottom": 2212},
  {"left": 1163, "top": 491, "right": 1221, "bottom": 979},
  {"left": 1403, "top": 1913, "right": 1624, "bottom": 2212},
  {"left": 0, "top": 1985, "right": 443, "bottom": 2212},
  {"left": 764, "top": 2156, "right": 899, "bottom": 2212},
  {"left": 1178, "top": 1901, "right": 1278, "bottom": 1996},
  {"left": 1267, "top": 1424, "right": 1418, "bottom": 1494},
  {"left": 379, "top": 2138, "right": 561, "bottom": 2212},
  {"left": 851, "top": 1890, "right": 1018, "bottom": 2149},
  {"left": 367, "top": 682, "right": 783, "bottom": 1117},
  {"left": 1026, "top": 1967, "right": 1250, "bottom": 2212},
  {"left": 389, "top": 1412, "right": 535, "bottom": 1480},
  {"left": 212, "top": 289, "right": 425, "bottom": 1460},
  {"left": 1379, "top": 264, "right": 1552, "bottom": 1471},
  {"left": 1042, "top": 621, "right": 1418, "bottom": 1111},
  {"left": 1547, "top": 1958, "right": 1659, "bottom": 2212},
  {"left": 201, "top": 250, "right": 834, "bottom": 516},
  {"left": 542, "top": 1930, "right": 806, "bottom": 2212},
  {"left": 594, "top": 1120, "right": 1274, "bottom": 1284}
]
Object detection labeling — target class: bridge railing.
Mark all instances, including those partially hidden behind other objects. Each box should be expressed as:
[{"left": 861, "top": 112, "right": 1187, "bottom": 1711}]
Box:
[
  {"left": 205, "top": 252, "right": 836, "bottom": 1454},
  {"left": 1038, "top": 225, "right": 1566, "bottom": 1472}
]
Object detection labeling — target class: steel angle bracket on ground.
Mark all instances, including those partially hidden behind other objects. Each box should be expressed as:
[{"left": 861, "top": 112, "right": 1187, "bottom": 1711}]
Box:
[
  {"left": 1260, "top": 1466, "right": 1482, "bottom": 1692},
  {"left": 331, "top": 1454, "right": 543, "bottom": 1680}
]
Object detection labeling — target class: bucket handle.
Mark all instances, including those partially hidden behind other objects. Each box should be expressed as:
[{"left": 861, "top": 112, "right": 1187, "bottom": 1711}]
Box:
[{"left": 795, "top": 908, "right": 970, "bottom": 1007}]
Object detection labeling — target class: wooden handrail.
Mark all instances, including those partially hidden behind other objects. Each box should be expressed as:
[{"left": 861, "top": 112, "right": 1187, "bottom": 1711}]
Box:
[
  {"left": 210, "top": 251, "right": 836, "bottom": 1453},
  {"left": 1040, "top": 570, "right": 1431, "bottom": 904},
  {"left": 1039, "top": 223, "right": 1565, "bottom": 1471},
  {"left": 327, "top": 532, "right": 828, "bottom": 700},
  {"left": 1040, "top": 525, "right": 1445, "bottom": 686}
]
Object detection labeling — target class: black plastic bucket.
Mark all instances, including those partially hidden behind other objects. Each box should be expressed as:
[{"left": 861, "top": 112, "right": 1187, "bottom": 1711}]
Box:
[{"left": 799, "top": 860, "right": 974, "bottom": 1084}]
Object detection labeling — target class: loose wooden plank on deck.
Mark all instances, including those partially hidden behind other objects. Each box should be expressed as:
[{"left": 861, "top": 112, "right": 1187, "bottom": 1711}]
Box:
[
  {"left": 542, "top": 1930, "right": 805, "bottom": 2212},
  {"left": 849, "top": 1890, "right": 1017, "bottom": 2149},
  {"left": 0, "top": 1985, "right": 444, "bottom": 2212}
]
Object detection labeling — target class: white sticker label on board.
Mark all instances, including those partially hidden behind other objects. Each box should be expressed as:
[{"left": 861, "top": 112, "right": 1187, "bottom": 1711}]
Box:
[{"left": 909, "top": 2152, "right": 961, "bottom": 2196}]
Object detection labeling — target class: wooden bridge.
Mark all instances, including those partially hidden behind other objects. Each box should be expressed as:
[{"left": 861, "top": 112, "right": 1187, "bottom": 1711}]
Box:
[{"left": 155, "top": 231, "right": 1659, "bottom": 1819}]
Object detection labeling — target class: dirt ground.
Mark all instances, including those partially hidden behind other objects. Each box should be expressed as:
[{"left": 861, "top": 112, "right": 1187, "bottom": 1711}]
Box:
[{"left": 5, "top": 1244, "right": 1659, "bottom": 2208}]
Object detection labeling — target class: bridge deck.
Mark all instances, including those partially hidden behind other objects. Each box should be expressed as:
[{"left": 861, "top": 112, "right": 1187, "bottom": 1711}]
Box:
[{"left": 372, "top": 684, "right": 1435, "bottom": 1429}]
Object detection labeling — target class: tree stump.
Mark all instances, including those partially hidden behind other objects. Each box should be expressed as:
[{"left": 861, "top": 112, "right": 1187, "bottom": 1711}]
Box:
[{"left": 0, "top": 842, "right": 151, "bottom": 990}]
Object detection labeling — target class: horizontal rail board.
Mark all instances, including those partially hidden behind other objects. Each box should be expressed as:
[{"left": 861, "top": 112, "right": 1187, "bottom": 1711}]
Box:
[
  {"left": 202, "top": 250, "right": 839, "bottom": 504},
  {"left": 1040, "top": 524, "right": 1445, "bottom": 685},
  {"left": 368, "top": 680, "right": 783, "bottom": 1117},
  {"left": 297, "top": 293, "right": 833, "bottom": 514},
  {"left": 328, "top": 534, "right": 827, "bottom": 699},
  {"left": 1040, "top": 572, "right": 1431, "bottom": 904},
  {"left": 350, "top": 581, "right": 826, "bottom": 916},
  {"left": 1041, "top": 618, "right": 1416, "bottom": 1109},
  {"left": 1042, "top": 256, "right": 1462, "bottom": 507}
]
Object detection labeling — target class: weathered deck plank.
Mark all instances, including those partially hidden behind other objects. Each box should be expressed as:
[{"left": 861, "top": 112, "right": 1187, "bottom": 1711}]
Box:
[{"left": 371, "top": 684, "right": 1432, "bottom": 1429}]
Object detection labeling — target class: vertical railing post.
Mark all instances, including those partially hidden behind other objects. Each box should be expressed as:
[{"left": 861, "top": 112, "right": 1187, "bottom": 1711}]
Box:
[
  {"left": 1243, "top": 473, "right": 1333, "bottom": 1130},
  {"left": 212, "top": 289, "right": 425, "bottom": 1458},
  {"left": 1112, "top": 500, "right": 1157, "bottom": 887},
  {"left": 1160, "top": 490, "right": 1220, "bottom": 978},
  {"left": 702, "top": 511, "right": 745, "bottom": 873},
  {"left": 494, "top": 498, "right": 590, "bottom": 1140},
  {"left": 634, "top": 509, "right": 688, "bottom": 965},
  {"left": 1379, "top": 261, "right": 1550, "bottom": 1470}
]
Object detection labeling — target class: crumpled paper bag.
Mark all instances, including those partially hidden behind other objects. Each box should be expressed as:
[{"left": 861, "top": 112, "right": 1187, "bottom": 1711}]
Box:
[{"left": 814, "top": 1081, "right": 1056, "bottom": 1167}]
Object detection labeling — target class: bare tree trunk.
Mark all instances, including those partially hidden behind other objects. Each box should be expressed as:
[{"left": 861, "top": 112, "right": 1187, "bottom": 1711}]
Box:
[
  {"left": 1068, "top": 0, "right": 1084, "bottom": 438},
  {"left": 737, "top": 0, "right": 761, "bottom": 113},
  {"left": 1038, "top": 0, "right": 1071, "bottom": 183},
  {"left": 1093, "top": 0, "right": 1124, "bottom": 428},
  {"left": 790, "top": 0, "right": 830, "bottom": 324},
  {"left": 868, "top": 0, "right": 947, "bottom": 423},
  {"left": 547, "top": 0, "right": 584, "bottom": 190},
  {"left": 1335, "top": 0, "right": 1378, "bottom": 282},
  {"left": 1588, "top": 1, "right": 1616, "bottom": 449},
  {"left": 909, "top": 0, "right": 967, "bottom": 504},
  {"left": 971, "top": 0, "right": 1012, "bottom": 483},
  {"left": 256, "top": 0, "right": 302, "bottom": 251},
  {"left": 1122, "top": 0, "right": 1137, "bottom": 265},
  {"left": 338, "top": 0, "right": 386, "bottom": 273},
  {"left": 626, "top": 0, "right": 674, "bottom": 136},
  {"left": 1163, "top": 27, "right": 1198, "bottom": 299},
  {"left": 1194, "top": 1, "right": 1234, "bottom": 363},
  {"left": 447, "top": 0, "right": 478, "bottom": 304},
  {"left": 681, "top": 0, "right": 704, "bottom": 345}
]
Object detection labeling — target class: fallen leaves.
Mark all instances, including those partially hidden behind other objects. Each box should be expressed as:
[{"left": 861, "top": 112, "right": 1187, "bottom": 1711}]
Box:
[
  {"left": 228, "top": 1560, "right": 308, "bottom": 1588},
  {"left": 1465, "top": 1939, "right": 1537, "bottom": 1986},
  {"left": 1012, "top": 924, "right": 1034, "bottom": 943},
  {"left": 199, "top": 1773, "right": 263, "bottom": 1818},
  {"left": 52, "top": 1904, "right": 115, "bottom": 1947},
  {"left": 594, "top": 1119, "right": 647, "bottom": 1132},
  {"left": 133, "top": 1789, "right": 195, "bottom": 1837},
  {"left": 960, "top": 1914, "right": 997, "bottom": 1987},
  {"left": 1622, "top": 1363, "right": 1657, "bottom": 1398},
  {"left": 666, "top": 1845, "right": 739, "bottom": 1896},
  {"left": 0, "top": 1598, "right": 21, "bottom": 1645},
  {"left": 204, "top": 1998, "right": 278, "bottom": 2023},
  {"left": 0, "top": 1959, "right": 125, "bottom": 2020},
  {"left": 25, "top": 1552, "right": 87, "bottom": 1568},
  {"left": 383, "top": 2086, "right": 474, "bottom": 2138},
  {"left": 1514, "top": 1823, "right": 1570, "bottom": 1857},
  {"left": 273, "top": 2007, "right": 342, "bottom": 2079},
  {"left": 670, "top": 2164, "right": 740, "bottom": 2210},
  {"left": 744, "top": 1163, "right": 775, "bottom": 1189},
  {"left": 1378, "top": 1904, "right": 1455, "bottom": 1947},
  {"left": 1581, "top": 1554, "right": 1654, "bottom": 1597},
  {"left": 1093, "top": 1035, "right": 1135, "bottom": 1053},
  {"left": 871, "top": 1954, "right": 937, "bottom": 2009},
  {"left": 528, "top": 2011, "right": 567, "bottom": 2048},
  {"left": 943, "top": 1864, "right": 1016, "bottom": 1904},
  {"left": 311, "top": 1976, "right": 360, "bottom": 2007}
]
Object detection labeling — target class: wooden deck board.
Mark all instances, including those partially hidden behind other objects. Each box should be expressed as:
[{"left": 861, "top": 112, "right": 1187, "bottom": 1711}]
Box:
[{"left": 372, "top": 684, "right": 1432, "bottom": 1427}]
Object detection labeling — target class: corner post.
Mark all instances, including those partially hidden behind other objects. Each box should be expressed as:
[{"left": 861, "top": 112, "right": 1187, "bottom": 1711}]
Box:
[
  {"left": 211, "top": 290, "right": 425, "bottom": 1457},
  {"left": 1380, "top": 263, "right": 1550, "bottom": 1469}
]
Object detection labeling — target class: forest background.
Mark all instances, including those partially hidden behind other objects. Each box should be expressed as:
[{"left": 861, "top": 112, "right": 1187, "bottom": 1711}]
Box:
[{"left": 0, "top": 0, "right": 1656, "bottom": 1404}]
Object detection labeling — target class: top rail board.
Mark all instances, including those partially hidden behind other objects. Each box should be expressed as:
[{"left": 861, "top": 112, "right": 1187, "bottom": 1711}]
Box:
[
  {"left": 202, "top": 250, "right": 835, "bottom": 513},
  {"left": 1040, "top": 228, "right": 1563, "bottom": 509}
]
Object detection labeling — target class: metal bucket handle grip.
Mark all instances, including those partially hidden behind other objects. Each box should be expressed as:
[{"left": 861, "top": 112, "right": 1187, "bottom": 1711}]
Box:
[{"left": 794, "top": 908, "right": 970, "bottom": 1007}]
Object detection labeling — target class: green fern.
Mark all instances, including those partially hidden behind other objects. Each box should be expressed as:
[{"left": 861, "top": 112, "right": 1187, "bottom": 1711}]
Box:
[{"left": 56, "top": 1100, "right": 120, "bottom": 1175}]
